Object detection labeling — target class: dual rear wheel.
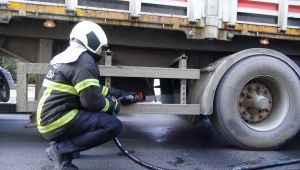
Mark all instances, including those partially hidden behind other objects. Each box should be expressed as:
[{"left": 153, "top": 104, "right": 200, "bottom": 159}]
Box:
[{"left": 211, "top": 56, "right": 300, "bottom": 150}]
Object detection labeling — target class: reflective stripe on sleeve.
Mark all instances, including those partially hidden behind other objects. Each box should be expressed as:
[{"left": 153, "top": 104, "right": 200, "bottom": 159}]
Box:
[
  {"left": 114, "top": 99, "right": 119, "bottom": 110},
  {"left": 101, "top": 86, "right": 109, "bottom": 96},
  {"left": 43, "top": 79, "right": 78, "bottom": 95},
  {"left": 37, "top": 109, "right": 78, "bottom": 134},
  {"left": 37, "top": 88, "right": 52, "bottom": 126},
  {"left": 101, "top": 98, "right": 110, "bottom": 112},
  {"left": 74, "top": 79, "right": 100, "bottom": 93}
]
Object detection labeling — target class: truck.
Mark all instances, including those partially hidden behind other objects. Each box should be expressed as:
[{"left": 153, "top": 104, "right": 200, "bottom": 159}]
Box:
[{"left": 0, "top": 0, "right": 299, "bottom": 150}]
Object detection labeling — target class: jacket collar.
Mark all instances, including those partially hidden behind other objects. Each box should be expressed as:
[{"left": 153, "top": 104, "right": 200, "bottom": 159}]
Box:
[{"left": 50, "top": 42, "right": 87, "bottom": 65}]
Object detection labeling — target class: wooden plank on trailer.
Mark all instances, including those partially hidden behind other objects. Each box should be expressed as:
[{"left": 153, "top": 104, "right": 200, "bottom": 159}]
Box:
[
  {"left": 26, "top": 101, "right": 200, "bottom": 115},
  {"left": 121, "top": 103, "right": 200, "bottom": 115},
  {"left": 101, "top": 65, "right": 200, "bottom": 79},
  {"left": 19, "top": 63, "right": 200, "bottom": 79}
]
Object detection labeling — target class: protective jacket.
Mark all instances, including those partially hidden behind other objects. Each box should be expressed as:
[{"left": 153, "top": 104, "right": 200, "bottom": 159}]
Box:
[{"left": 37, "top": 51, "right": 121, "bottom": 139}]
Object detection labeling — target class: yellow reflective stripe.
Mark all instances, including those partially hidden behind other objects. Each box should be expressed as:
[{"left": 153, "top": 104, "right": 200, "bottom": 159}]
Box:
[
  {"left": 43, "top": 79, "right": 78, "bottom": 95},
  {"left": 101, "top": 86, "right": 109, "bottom": 96},
  {"left": 74, "top": 79, "right": 100, "bottom": 93},
  {"left": 36, "top": 88, "right": 52, "bottom": 126},
  {"left": 37, "top": 109, "right": 78, "bottom": 134},
  {"left": 101, "top": 98, "right": 110, "bottom": 112},
  {"left": 114, "top": 99, "right": 119, "bottom": 110}
]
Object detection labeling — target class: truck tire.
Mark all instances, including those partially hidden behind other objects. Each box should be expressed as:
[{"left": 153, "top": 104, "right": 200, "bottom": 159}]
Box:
[
  {"left": 211, "top": 56, "right": 300, "bottom": 150},
  {"left": 294, "top": 59, "right": 300, "bottom": 66},
  {"left": 0, "top": 70, "right": 10, "bottom": 102}
]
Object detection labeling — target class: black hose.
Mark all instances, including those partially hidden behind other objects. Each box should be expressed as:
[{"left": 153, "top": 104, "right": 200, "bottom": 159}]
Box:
[
  {"left": 234, "top": 158, "right": 300, "bottom": 170},
  {"left": 114, "top": 137, "right": 171, "bottom": 170}
]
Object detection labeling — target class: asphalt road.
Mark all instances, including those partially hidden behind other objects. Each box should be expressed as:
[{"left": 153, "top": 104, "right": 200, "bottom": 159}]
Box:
[{"left": 0, "top": 114, "right": 300, "bottom": 170}]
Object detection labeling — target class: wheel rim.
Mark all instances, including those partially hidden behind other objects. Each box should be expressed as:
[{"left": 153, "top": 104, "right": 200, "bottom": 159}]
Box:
[{"left": 238, "top": 76, "right": 289, "bottom": 132}]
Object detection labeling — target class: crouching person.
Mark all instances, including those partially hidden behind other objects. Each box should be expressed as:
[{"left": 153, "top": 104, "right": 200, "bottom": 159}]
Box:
[{"left": 37, "top": 21, "right": 136, "bottom": 170}]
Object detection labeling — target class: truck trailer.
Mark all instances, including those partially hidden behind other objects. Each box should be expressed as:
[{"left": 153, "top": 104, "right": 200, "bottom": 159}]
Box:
[{"left": 0, "top": 0, "right": 299, "bottom": 150}]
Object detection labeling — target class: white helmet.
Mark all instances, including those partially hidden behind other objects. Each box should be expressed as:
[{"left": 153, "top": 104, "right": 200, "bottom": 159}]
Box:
[{"left": 70, "top": 21, "right": 108, "bottom": 54}]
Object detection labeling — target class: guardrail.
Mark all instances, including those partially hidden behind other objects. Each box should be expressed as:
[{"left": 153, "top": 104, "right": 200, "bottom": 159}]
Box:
[{"left": 16, "top": 56, "right": 201, "bottom": 115}]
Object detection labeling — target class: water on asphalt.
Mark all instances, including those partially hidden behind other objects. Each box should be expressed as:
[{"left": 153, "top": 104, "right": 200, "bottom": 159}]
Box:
[{"left": 0, "top": 114, "right": 300, "bottom": 170}]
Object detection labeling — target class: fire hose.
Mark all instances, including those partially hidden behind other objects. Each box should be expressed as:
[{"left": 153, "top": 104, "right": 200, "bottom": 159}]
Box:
[
  {"left": 234, "top": 158, "right": 300, "bottom": 170},
  {"left": 114, "top": 93, "right": 170, "bottom": 170},
  {"left": 115, "top": 94, "right": 300, "bottom": 170},
  {"left": 114, "top": 137, "right": 168, "bottom": 170}
]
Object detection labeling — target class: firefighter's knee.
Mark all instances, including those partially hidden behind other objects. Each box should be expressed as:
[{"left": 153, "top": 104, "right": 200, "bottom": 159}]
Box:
[{"left": 108, "top": 118, "right": 122, "bottom": 137}]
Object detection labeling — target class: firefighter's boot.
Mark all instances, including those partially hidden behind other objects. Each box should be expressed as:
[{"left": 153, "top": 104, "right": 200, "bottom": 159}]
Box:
[
  {"left": 46, "top": 149, "right": 80, "bottom": 161},
  {"left": 46, "top": 142, "right": 78, "bottom": 170}
]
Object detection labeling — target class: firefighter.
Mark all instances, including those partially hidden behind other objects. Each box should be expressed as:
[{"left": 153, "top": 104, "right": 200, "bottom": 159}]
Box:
[{"left": 37, "top": 21, "right": 138, "bottom": 170}]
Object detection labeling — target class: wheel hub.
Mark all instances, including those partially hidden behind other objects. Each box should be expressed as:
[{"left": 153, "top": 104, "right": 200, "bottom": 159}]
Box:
[
  {"left": 254, "top": 96, "right": 269, "bottom": 109},
  {"left": 239, "top": 82, "right": 272, "bottom": 124}
]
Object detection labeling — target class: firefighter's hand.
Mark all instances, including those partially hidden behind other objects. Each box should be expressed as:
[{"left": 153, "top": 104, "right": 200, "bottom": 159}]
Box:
[
  {"left": 118, "top": 95, "right": 136, "bottom": 106},
  {"left": 118, "top": 92, "right": 144, "bottom": 106}
]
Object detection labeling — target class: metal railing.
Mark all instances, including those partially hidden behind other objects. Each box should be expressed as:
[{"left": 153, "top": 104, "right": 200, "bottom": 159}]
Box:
[{"left": 16, "top": 56, "right": 201, "bottom": 115}]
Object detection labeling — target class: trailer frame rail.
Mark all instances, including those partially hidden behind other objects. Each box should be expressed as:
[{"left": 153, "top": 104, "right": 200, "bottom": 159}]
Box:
[{"left": 16, "top": 60, "right": 201, "bottom": 115}]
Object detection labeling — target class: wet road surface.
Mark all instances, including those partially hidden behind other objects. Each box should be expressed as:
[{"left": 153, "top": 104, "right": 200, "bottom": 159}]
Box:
[{"left": 0, "top": 114, "right": 300, "bottom": 170}]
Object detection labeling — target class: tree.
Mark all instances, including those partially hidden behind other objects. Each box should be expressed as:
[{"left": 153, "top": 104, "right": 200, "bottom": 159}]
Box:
[{"left": 0, "top": 56, "right": 17, "bottom": 81}]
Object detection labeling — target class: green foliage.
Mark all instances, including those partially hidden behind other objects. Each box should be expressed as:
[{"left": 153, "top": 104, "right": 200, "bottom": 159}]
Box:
[
  {"left": 0, "top": 56, "right": 38, "bottom": 84},
  {"left": 27, "top": 74, "right": 36, "bottom": 84},
  {"left": 0, "top": 56, "right": 17, "bottom": 81}
]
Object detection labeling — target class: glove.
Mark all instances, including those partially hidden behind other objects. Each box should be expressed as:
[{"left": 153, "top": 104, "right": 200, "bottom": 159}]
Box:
[
  {"left": 111, "top": 96, "right": 120, "bottom": 114},
  {"left": 106, "top": 96, "right": 120, "bottom": 115},
  {"left": 118, "top": 92, "right": 144, "bottom": 106}
]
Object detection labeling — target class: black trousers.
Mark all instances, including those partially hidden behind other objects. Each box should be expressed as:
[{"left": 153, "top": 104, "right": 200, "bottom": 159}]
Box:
[{"left": 52, "top": 111, "right": 122, "bottom": 155}]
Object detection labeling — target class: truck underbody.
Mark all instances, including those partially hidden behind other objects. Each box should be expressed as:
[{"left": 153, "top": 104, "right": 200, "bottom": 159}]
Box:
[{"left": 0, "top": 0, "right": 299, "bottom": 150}]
